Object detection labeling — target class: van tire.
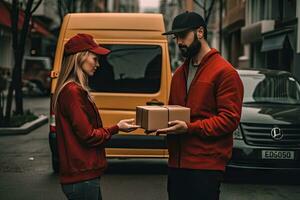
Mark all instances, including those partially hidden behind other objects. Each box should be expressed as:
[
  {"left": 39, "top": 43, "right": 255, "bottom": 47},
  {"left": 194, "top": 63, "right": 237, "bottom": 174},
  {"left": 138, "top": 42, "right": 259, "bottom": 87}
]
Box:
[{"left": 52, "top": 157, "right": 59, "bottom": 173}]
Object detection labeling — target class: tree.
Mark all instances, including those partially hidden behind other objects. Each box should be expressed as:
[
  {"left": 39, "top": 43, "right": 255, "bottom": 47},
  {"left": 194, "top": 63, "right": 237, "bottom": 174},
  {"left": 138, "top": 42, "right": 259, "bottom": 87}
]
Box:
[
  {"left": 4, "top": 0, "right": 42, "bottom": 122},
  {"left": 193, "top": 0, "right": 216, "bottom": 24},
  {"left": 193, "top": 0, "right": 222, "bottom": 51}
]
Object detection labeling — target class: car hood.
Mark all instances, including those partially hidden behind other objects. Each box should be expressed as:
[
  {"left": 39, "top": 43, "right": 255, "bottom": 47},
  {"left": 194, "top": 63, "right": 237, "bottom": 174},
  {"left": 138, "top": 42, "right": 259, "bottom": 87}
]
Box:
[{"left": 240, "top": 103, "right": 300, "bottom": 125}]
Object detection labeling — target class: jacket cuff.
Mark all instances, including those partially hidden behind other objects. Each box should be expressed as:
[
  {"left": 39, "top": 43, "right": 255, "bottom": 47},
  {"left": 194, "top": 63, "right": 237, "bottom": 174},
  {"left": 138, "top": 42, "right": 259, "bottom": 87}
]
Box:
[
  {"left": 107, "top": 125, "right": 119, "bottom": 135},
  {"left": 186, "top": 121, "right": 201, "bottom": 135}
]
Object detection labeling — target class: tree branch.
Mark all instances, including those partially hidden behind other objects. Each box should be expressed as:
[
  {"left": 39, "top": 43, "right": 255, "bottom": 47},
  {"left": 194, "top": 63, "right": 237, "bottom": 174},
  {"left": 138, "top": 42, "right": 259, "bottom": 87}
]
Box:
[
  {"left": 57, "top": 0, "right": 64, "bottom": 23},
  {"left": 11, "top": 0, "right": 19, "bottom": 50},
  {"left": 30, "top": 0, "right": 42, "bottom": 14},
  {"left": 193, "top": 0, "right": 205, "bottom": 10},
  {"left": 205, "top": 0, "right": 216, "bottom": 24}
]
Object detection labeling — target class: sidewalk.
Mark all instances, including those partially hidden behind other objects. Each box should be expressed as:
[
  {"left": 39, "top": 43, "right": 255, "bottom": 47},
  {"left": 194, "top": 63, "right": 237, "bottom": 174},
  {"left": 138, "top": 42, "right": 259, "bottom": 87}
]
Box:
[{"left": 0, "top": 97, "right": 50, "bottom": 135}]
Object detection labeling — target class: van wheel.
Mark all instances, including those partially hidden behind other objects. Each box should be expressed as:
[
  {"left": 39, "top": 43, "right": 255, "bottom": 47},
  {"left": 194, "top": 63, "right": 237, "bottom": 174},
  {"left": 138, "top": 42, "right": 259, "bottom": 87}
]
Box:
[{"left": 52, "top": 157, "right": 59, "bottom": 173}]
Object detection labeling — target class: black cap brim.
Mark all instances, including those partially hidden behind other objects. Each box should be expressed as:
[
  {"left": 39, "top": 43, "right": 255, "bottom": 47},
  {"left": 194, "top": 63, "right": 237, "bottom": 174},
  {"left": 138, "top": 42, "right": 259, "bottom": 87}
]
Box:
[{"left": 162, "top": 27, "right": 192, "bottom": 35}]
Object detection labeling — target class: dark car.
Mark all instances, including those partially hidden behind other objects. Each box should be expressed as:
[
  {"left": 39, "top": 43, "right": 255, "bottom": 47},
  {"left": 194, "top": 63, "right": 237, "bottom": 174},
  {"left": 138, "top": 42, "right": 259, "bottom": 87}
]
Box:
[
  {"left": 228, "top": 68, "right": 300, "bottom": 170},
  {"left": 22, "top": 56, "right": 51, "bottom": 96}
]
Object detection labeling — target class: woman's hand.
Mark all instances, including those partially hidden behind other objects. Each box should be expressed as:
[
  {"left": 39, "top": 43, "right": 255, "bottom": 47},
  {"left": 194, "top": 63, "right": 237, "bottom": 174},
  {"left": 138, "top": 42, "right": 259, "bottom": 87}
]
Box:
[{"left": 117, "top": 118, "right": 140, "bottom": 132}]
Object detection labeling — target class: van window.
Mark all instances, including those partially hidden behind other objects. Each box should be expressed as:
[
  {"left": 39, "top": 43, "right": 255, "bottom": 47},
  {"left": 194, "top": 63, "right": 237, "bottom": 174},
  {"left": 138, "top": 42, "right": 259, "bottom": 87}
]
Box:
[{"left": 89, "top": 45, "right": 162, "bottom": 93}]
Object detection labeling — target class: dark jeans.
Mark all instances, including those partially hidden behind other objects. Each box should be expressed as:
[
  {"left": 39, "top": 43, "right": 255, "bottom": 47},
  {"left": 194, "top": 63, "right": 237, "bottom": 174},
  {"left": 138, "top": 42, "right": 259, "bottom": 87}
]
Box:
[
  {"left": 167, "top": 168, "right": 223, "bottom": 200},
  {"left": 61, "top": 178, "right": 102, "bottom": 200}
]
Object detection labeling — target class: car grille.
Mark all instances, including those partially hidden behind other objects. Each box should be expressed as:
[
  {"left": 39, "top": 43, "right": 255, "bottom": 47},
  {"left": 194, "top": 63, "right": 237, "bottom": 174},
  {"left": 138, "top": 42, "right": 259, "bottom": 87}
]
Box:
[{"left": 241, "top": 123, "right": 300, "bottom": 147}]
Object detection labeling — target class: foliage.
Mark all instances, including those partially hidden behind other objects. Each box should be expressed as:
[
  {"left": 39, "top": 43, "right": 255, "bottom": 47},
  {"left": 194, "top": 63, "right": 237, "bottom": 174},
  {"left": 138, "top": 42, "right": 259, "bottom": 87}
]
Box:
[{"left": 0, "top": 110, "right": 38, "bottom": 127}]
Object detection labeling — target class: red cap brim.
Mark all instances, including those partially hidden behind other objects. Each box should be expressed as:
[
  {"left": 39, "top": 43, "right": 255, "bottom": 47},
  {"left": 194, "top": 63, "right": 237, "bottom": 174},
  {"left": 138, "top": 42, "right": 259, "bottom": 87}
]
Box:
[{"left": 90, "top": 45, "right": 111, "bottom": 55}]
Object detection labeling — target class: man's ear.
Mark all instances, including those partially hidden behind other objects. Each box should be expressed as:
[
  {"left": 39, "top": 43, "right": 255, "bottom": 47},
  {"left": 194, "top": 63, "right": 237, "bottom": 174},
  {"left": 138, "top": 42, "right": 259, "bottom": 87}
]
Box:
[{"left": 197, "top": 27, "right": 204, "bottom": 40}]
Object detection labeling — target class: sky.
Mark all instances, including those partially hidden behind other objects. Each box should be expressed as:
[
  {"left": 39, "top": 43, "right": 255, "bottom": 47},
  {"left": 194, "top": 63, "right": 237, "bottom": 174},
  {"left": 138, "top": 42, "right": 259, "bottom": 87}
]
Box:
[{"left": 139, "top": 0, "right": 160, "bottom": 12}]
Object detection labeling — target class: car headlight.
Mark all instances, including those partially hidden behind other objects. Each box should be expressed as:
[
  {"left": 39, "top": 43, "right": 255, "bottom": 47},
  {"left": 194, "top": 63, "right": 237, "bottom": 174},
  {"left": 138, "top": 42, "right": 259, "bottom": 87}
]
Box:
[{"left": 233, "top": 125, "right": 243, "bottom": 139}]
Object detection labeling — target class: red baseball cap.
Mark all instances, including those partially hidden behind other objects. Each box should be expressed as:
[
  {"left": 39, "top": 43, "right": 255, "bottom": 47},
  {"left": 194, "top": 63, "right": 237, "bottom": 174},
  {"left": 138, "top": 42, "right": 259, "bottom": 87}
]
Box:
[{"left": 64, "top": 33, "right": 110, "bottom": 56}]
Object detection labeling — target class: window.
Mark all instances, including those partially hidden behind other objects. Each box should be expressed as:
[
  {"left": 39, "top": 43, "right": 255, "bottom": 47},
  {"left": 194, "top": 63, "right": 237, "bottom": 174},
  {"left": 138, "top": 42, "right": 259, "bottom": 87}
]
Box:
[
  {"left": 277, "top": 0, "right": 296, "bottom": 21},
  {"left": 264, "top": 36, "right": 293, "bottom": 72},
  {"left": 89, "top": 44, "right": 162, "bottom": 93},
  {"left": 283, "top": 0, "right": 296, "bottom": 21}
]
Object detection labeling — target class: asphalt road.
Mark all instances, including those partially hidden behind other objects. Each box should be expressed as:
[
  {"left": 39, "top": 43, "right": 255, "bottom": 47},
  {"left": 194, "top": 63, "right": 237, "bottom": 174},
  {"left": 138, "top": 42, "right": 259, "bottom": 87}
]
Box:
[{"left": 0, "top": 97, "right": 299, "bottom": 200}]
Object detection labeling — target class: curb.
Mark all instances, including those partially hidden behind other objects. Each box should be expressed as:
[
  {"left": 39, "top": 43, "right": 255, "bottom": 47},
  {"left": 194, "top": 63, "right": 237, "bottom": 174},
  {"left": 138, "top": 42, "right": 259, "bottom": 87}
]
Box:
[{"left": 0, "top": 115, "right": 48, "bottom": 136}]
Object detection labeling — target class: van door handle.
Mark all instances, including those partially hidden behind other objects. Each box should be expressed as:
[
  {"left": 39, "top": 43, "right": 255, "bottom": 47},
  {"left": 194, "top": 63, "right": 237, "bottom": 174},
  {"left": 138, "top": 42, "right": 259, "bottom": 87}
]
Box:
[{"left": 146, "top": 99, "right": 164, "bottom": 106}]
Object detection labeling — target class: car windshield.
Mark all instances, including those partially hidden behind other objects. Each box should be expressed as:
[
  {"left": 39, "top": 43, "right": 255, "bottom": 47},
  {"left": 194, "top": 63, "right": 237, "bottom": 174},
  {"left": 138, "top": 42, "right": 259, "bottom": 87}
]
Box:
[{"left": 240, "top": 73, "right": 300, "bottom": 105}]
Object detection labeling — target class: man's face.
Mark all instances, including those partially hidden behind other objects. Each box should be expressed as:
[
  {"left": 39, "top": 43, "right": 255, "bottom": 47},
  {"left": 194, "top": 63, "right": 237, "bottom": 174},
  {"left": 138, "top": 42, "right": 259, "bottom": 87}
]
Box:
[
  {"left": 174, "top": 30, "right": 195, "bottom": 47},
  {"left": 174, "top": 29, "right": 202, "bottom": 58}
]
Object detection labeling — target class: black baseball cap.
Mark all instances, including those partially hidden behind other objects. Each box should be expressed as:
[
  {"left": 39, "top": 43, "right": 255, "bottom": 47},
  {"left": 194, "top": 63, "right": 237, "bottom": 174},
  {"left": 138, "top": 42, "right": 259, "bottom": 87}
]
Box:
[{"left": 162, "top": 11, "right": 206, "bottom": 35}]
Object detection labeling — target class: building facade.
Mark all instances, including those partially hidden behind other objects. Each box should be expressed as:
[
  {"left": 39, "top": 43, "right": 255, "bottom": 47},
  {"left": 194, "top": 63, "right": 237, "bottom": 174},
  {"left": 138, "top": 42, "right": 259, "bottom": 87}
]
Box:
[
  {"left": 222, "top": 0, "right": 246, "bottom": 68},
  {"left": 241, "top": 0, "right": 300, "bottom": 79}
]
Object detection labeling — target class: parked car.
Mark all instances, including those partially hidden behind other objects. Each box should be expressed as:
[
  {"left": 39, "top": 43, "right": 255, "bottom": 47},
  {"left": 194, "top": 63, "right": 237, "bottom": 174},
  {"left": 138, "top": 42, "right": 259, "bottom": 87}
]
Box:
[
  {"left": 229, "top": 68, "right": 300, "bottom": 170},
  {"left": 22, "top": 56, "right": 51, "bottom": 96}
]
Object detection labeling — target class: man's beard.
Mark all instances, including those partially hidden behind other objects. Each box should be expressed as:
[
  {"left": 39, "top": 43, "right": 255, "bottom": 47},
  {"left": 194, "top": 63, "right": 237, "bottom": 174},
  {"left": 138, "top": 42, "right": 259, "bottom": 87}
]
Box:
[{"left": 178, "top": 32, "right": 201, "bottom": 59}]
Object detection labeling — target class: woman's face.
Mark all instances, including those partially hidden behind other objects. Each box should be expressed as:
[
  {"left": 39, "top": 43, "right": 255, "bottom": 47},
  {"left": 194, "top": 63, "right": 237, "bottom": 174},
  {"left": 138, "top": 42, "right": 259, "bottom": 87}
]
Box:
[{"left": 82, "top": 52, "right": 99, "bottom": 76}]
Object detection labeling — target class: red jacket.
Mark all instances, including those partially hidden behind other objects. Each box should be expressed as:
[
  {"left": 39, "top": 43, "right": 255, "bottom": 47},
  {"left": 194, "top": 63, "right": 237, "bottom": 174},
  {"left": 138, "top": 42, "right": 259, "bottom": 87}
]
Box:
[
  {"left": 167, "top": 48, "right": 244, "bottom": 171},
  {"left": 55, "top": 82, "right": 119, "bottom": 184}
]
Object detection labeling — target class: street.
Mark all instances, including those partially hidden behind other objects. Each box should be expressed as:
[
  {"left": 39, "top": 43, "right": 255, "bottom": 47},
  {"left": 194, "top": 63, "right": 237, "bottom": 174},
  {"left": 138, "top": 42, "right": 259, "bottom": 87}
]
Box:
[{"left": 0, "top": 97, "right": 300, "bottom": 200}]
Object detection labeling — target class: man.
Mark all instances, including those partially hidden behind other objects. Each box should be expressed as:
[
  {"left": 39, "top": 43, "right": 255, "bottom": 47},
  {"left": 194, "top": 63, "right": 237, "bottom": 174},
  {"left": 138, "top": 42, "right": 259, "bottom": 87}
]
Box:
[{"left": 158, "top": 11, "right": 244, "bottom": 200}]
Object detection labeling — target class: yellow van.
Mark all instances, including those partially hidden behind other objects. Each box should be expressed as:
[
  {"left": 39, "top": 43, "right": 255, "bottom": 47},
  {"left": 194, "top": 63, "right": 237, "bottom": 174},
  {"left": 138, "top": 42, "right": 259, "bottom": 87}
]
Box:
[{"left": 49, "top": 13, "right": 172, "bottom": 172}]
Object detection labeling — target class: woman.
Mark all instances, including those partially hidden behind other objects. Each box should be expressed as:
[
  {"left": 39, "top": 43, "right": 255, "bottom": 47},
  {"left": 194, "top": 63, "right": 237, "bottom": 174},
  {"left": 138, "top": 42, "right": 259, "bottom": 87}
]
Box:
[{"left": 52, "top": 33, "right": 139, "bottom": 200}]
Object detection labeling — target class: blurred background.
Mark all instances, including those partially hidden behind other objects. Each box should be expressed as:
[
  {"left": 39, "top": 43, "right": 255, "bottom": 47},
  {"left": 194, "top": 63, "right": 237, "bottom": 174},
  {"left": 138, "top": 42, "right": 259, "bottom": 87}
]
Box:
[{"left": 1, "top": 0, "right": 300, "bottom": 83}]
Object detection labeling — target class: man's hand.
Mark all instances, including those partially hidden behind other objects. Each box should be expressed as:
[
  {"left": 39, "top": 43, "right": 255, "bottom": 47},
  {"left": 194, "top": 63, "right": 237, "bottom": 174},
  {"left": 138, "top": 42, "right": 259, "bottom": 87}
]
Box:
[{"left": 156, "top": 120, "right": 188, "bottom": 135}]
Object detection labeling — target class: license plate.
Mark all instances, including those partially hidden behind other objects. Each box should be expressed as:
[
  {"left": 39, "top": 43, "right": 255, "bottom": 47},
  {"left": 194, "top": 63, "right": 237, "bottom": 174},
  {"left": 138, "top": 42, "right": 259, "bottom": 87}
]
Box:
[{"left": 262, "top": 150, "right": 295, "bottom": 160}]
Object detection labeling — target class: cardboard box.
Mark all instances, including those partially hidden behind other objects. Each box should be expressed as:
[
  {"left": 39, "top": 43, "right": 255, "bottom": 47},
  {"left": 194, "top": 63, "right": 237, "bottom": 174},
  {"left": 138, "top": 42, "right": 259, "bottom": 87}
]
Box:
[
  {"left": 136, "top": 105, "right": 190, "bottom": 131},
  {"left": 136, "top": 106, "right": 168, "bottom": 131},
  {"left": 164, "top": 105, "right": 191, "bottom": 122}
]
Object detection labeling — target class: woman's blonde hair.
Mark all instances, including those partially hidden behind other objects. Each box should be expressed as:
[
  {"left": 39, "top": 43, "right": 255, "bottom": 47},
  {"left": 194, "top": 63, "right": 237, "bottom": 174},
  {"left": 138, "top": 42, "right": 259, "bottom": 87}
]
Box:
[{"left": 52, "top": 51, "right": 91, "bottom": 112}]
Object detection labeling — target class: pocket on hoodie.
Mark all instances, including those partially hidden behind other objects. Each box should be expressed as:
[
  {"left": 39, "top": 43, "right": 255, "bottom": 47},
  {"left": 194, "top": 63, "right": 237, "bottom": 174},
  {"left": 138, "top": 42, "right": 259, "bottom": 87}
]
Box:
[
  {"left": 182, "top": 135, "right": 220, "bottom": 157},
  {"left": 188, "top": 82, "right": 216, "bottom": 113}
]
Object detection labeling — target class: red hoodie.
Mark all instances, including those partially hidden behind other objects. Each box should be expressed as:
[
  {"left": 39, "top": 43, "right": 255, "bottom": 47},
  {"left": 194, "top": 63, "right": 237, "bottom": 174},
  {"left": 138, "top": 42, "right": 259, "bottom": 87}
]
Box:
[
  {"left": 56, "top": 82, "right": 119, "bottom": 184},
  {"left": 167, "top": 48, "right": 244, "bottom": 171}
]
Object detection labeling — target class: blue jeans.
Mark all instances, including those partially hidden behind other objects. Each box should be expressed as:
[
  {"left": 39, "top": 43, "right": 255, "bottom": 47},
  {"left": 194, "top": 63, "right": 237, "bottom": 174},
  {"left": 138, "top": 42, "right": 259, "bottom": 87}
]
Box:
[{"left": 61, "top": 178, "right": 102, "bottom": 200}]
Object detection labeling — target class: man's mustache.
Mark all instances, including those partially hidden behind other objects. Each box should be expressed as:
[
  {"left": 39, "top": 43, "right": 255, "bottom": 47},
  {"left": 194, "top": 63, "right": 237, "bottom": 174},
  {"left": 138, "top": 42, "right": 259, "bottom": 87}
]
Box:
[{"left": 178, "top": 44, "right": 188, "bottom": 49}]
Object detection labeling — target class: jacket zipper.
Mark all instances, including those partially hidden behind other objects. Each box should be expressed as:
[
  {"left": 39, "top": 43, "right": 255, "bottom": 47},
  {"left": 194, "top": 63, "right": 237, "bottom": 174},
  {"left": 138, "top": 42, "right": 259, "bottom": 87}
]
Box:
[
  {"left": 177, "top": 52, "right": 215, "bottom": 168},
  {"left": 178, "top": 67, "right": 190, "bottom": 168},
  {"left": 180, "top": 61, "right": 202, "bottom": 168}
]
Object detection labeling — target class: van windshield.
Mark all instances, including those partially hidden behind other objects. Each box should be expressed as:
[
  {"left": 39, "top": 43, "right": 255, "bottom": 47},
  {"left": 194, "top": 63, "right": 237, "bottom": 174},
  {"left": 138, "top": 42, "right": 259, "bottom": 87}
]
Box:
[{"left": 89, "top": 44, "right": 162, "bottom": 93}]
